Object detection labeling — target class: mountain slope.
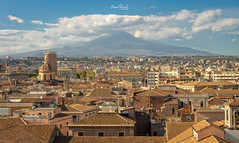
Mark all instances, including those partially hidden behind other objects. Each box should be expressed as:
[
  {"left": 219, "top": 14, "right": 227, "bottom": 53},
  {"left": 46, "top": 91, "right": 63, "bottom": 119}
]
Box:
[{"left": 4, "top": 32, "right": 214, "bottom": 58}]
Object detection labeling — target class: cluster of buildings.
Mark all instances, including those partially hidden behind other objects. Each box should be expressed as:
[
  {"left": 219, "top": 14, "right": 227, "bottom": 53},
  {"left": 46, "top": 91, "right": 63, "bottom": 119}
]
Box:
[{"left": 0, "top": 52, "right": 239, "bottom": 142}]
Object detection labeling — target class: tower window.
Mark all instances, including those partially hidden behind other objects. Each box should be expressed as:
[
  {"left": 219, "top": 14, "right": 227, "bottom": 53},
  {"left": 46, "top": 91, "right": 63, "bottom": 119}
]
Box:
[{"left": 200, "top": 101, "right": 203, "bottom": 107}]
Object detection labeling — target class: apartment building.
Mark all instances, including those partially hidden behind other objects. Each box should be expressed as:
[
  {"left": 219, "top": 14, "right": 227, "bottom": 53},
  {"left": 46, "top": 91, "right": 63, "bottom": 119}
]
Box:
[
  {"left": 147, "top": 72, "right": 159, "bottom": 89},
  {"left": 211, "top": 71, "right": 239, "bottom": 82}
]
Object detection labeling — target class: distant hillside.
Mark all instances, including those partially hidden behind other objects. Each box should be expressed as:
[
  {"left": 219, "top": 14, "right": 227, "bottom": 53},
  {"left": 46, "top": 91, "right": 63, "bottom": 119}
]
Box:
[{"left": 3, "top": 32, "right": 214, "bottom": 58}]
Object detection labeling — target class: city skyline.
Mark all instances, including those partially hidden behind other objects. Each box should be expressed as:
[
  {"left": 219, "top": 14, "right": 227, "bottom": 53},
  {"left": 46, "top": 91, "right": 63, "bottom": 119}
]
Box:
[{"left": 0, "top": 0, "right": 239, "bottom": 55}]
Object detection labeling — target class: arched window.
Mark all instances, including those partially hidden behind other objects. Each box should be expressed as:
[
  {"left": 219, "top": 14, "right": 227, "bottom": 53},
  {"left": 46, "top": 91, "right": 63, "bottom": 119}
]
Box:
[{"left": 200, "top": 101, "right": 203, "bottom": 107}]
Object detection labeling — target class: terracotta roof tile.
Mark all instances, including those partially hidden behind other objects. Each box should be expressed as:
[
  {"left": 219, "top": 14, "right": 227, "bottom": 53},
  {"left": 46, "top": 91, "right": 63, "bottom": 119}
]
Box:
[
  {"left": 128, "top": 88, "right": 143, "bottom": 94},
  {"left": 212, "top": 120, "right": 225, "bottom": 127},
  {"left": 167, "top": 127, "right": 193, "bottom": 143},
  {"left": 181, "top": 81, "right": 200, "bottom": 86},
  {"left": 134, "top": 89, "right": 170, "bottom": 97},
  {"left": 20, "top": 124, "right": 56, "bottom": 141},
  {"left": 197, "top": 81, "right": 236, "bottom": 86},
  {"left": 70, "top": 113, "right": 135, "bottom": 125},
  {"left": 0, "top": 125, "right": 46, "bottom": 143},
  {"left": 225, "top": 98, "right": 239, "bottom": 107},
  {"left": 20, "top": 98, "right": 39, "bottom": 103},
  {"left": 0, "top": 118, "right": 25, "bottom": 130},
  {"left": 199, "top": 135, "right": 231, "bottom": 143},
  {"left": 65, "top": 103, "right": 97, "bottom": 112},
  {"left": 166, "top": 122, "right": 194, "bottom": 140},
  {"left": 78, "top": 97, "right": 97, "bottom": 103},
  {"left": 165, "top": 99, "right": 178, "bottom": 105},
  {"left": 182, "top": 81, "right": 236, "bottom": 87},
  {"left": 89, "top": 88, "right": 114, "bottom": 97},
  {"left": 192, "top": 120, "right": 210, "bottom": 132}
]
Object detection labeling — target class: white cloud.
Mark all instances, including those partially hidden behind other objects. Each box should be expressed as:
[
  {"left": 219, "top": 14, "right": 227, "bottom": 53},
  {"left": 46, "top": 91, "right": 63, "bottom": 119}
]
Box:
[
  {"left": 232, "top": 38, "right": 236, "bottom": 42},
  {"left": 211, "top": 18, "right": 239, "bottom": 31},
  {"left": 175, "top": 9, "right": 195, "bottom": 21},
  {"left": 31, "top": 20, "right": 44, "bottom": 25},
  {"left": 191, "top": 9, "right": 239, "bottom": 33},
  {"left": 1, "top": 9, "right": 239, "bottom": 55},
  {"left": 229, "top": 31, "right": 239, "bottom": 35},
  {"left": 193, "top": 9, "right": 221, "bottom": 26},
  {"left": 0, "top": 29, "right": 25, "bottom": 35},
  {"left": 8, "top": 15, "right": 24, "bottom": 23}
]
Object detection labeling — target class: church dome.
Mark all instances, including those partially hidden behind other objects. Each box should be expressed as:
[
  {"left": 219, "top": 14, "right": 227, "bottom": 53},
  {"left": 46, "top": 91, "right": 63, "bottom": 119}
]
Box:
[{"left": 39, "top": 63, "right": 54, "bottom": 73}]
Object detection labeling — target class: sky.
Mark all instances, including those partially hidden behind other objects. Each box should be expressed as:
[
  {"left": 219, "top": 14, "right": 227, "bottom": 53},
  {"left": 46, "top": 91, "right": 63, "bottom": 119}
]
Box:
[{"left": 0, "top": 0, "right": 239, "bottom": 55}]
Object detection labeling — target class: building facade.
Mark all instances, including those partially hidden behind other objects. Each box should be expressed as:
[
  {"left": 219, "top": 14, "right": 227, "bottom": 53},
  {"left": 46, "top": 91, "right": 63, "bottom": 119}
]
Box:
[{"left": 68, "top": 113, "right": 135, "bottom": 136}]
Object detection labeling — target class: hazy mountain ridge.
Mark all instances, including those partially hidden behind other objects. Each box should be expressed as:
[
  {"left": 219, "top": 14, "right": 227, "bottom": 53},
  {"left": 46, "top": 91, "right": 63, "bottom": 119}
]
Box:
[{"left": 2, "top": 32, "right": 214, "bottom": 58}]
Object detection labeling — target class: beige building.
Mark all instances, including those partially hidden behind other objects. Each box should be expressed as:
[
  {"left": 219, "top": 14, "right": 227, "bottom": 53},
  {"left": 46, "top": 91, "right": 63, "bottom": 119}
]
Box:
[
  {"left": 61, "top": 103, "right": 98, "bottom": 122},
  {"left": 161, "top": 99, "right": 178, "bottom": 117},
  {"left": 194, "top": 108, "right": 224, "bottom": 122},
  {"left": 68, "top": 113, "right": 135, "bottom": 136},
  {"left": 211, "top": 71, "right": 239, "bottom": 82},
  {"left": 147, "top": 72, "right": 159, "bottom": 89},
  {"left": 168, "top": 120, "right": 226, "bottom": 143},
  {"left": 57, "top": 67, "right": 77, "bottom": 79},
  {"left": 38, "top": 52, "right": 57, "bottom": 81},
  {"left": 177, "top": 81, "right": 238, "bottom": 92}
]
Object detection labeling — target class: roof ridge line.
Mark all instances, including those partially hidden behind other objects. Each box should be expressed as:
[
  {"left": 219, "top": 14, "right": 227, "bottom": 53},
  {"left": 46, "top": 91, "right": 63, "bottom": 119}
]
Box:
[
  {"left": 69, "top": 104, "right": 81, "bottom": 111},
  {"left": 20, "top": 117, "right": 28, "bottom": 124},
  {"left": 116, "top": 114, "right": 131, "bottom": 124},
  {"left": 151, "top": 89, "right": 166, "bottom": 96}
]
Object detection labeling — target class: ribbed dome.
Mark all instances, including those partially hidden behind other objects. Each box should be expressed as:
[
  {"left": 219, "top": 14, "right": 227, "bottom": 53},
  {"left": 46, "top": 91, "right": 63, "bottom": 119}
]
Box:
[{"left": 39, "top": 63, "right": 54, "bottom": 72}]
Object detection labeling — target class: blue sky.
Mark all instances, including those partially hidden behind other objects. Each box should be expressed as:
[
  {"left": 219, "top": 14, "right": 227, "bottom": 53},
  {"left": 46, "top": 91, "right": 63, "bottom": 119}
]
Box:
[{"left": 0, "top": 0, "right": 239, "bottom": 55}]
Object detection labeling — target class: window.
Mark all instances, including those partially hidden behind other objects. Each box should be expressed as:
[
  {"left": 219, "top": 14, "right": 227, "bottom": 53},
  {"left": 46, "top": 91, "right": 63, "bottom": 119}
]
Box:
[
  {"left": 153, "top": 132, "right": 157, "bottom": 136},
  {"left": 226, "top": 110, "right": 228, "bottom": 121},
  {"left": 119, "top": 132, "right": 124, "bottom": 136},
  {"left": 60, "top": 124, "right": 62, "bottom": 128},
  {"left": 66, "top": 122, "right": 68, "bottom": 125},
  {"left": 98, "top": 132, "right": 104, "bottom": 137},
  {"left": 200, "top": 101, "right": 203, "bottom": 107},
  {"left": 187, "top": 116, "right": 191, "bottom": 121},
  {"left": 78, "top": 132, "right": 84, "bottom": 136},
  {"left": 48, "top": 112, "right": 52, "bottom": 118},
  {"left": 73, "top": 115, "right": 77, "bottom": 121},
  {"left": 181, "top": 101, "right": 184, "bottom": 108},
  {"left": 172, "top": 108, "right": 175, "bottom": 115}
]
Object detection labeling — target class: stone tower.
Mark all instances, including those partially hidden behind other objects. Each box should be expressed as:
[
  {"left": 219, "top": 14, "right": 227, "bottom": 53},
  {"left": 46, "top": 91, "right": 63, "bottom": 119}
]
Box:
[
  {"left": 44, "top": 51, "right": 57, "bottom": 74},
  {"left": 38, "top": 51, "right": 57, "bottom": 81}
]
